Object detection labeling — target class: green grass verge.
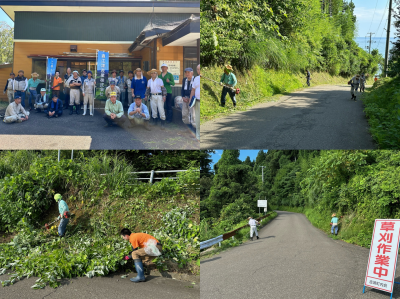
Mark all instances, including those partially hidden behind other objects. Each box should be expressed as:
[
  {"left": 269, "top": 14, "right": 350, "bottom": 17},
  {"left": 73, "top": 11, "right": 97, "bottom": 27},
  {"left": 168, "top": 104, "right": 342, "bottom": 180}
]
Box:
[
  {"left": 200, "top": 65, "right": 369, "bottom": 124},
  {"left": 200, "top": 211, "right": 277, "bottom": 259}
]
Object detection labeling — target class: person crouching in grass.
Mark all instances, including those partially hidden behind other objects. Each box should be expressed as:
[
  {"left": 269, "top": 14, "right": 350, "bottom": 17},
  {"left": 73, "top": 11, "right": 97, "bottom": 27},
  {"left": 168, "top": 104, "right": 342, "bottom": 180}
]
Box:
[{"left": 120, "top": 228, "right": 163, "bottom": 282}]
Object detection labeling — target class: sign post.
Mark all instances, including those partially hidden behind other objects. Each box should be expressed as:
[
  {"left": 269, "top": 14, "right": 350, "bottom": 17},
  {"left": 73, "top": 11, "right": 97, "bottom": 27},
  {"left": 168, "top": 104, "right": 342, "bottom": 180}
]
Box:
[
  {"left": 257, "top": 200, "right": 267, "bottom": 217},
  {"left": 363, "top": 220, "right": 400, "bottom": 299},
  {"left": 159, "top": 60, "right": 180, "bottom": 83},
  {"left": 95, "top": 51, "right": 109, "bottom": 101}
]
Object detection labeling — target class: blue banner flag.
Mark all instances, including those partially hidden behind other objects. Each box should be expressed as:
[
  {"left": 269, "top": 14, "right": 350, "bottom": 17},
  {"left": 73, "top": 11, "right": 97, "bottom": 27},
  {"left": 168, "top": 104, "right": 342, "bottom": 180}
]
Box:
[
  {"left": 96, "top": 51, "right": 109, "bottom": 100},
  {"left": 46, "top": 58, "right": 57, "bottom": 92}
]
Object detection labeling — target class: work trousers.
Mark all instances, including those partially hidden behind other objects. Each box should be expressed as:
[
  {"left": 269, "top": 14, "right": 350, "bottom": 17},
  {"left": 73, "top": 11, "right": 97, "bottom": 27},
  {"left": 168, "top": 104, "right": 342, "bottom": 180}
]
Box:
[
  {"left": 250, "top": 226, "right": 258, "bottom": 238},
  {"left": 6, "top": 90, "right": 14, "bottom": 103},
  {"left": 84, "top": 93, "right": 94, "bottom": 105},
  {"left": 164, "top": 93, "right": 173, "bottom": 122},
  {"left": 58, "top": 218, "right": 69, "bottom": 237},
  {"left": 331, "top": 224, "right": 338, "bottom": 234},
  {"left": 3, "top": 113, "right": 26, "bottom": 123},
  {"left": 46, "top": 110, "right": 63, "bottom": 117},
  {"left": 103, "top": 114, "right": 127, "bottom": 126},
  {"left": 221, "top": 86, "right": 236, "bottom": 106},
  {"left": 34, "top": 103, "right": 48, "bottom": 112},
  {"left": 28, "top": 89, "right": 37, "bottom": 109},
  {"left": 182, "top": 98, "right": 195, "bottom": 127},
  {"left": 350, "top": 84, "right": 359, "bottom": 96},
  {"left": 64, "top": 87, "right": 70, "bottom": 108},
  {"left": 194, "top": 99, "right": 200, "bottom": 141},
  {"left": 70, "top": 89, "right": 80, "bottom": 105},
  {"left": 131, "top": 245, "right": 163, "bottom": 266},
  {"left": 150, "top": 95, "right": 166, "bottom": 120},
  {"left": 306, "top": 77, "right": 310, "bottom": 86},
  {"left": 128, "top": 93, "right": 133, "bottom": 106}
]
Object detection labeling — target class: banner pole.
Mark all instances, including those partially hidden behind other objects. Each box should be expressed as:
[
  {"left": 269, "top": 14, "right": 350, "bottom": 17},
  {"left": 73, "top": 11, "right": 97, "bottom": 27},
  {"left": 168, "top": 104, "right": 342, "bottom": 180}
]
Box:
[
  {"left": 46, "top": 56, "right": 48, "bottom": 91},
  {"left": 94, "top": 50, "right": 97, "bottom": 116}
]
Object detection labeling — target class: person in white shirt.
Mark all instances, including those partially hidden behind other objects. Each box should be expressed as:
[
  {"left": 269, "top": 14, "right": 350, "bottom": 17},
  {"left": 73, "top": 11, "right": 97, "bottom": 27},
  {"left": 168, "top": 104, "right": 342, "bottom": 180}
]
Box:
[
  {"left": 348, "top": 74, "right": 361, "bottom": 101},
  {"left": 248, "top": 217, "right": 260, "bottom": 241},
  {"left": 66, "top": 70, "right": 82, "bottom": 114},
  {"left": 3, "top": 95, "right": 29, "bottom": 123},
  {"left": 145, "top": 69, "right": 167, "bottom": 130},
  {"left": 190, "top": 64, "right": 201, "bottom": 141},
  {"left": 82, "top": 70, "right": 96, "bottom": 116}
]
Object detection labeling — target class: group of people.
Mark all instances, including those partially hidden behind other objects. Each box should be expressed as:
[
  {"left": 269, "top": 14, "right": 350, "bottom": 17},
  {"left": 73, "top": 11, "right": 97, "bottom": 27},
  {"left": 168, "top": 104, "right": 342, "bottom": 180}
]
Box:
[
  {"left": 2, "top": 64, "right": 201, "bottom": 140},
  {"left": 53, "top": 194, "right": 162, "bottom": 283},
  {"left": 348, "top": 73, "right": 366, "bottom": 101}
]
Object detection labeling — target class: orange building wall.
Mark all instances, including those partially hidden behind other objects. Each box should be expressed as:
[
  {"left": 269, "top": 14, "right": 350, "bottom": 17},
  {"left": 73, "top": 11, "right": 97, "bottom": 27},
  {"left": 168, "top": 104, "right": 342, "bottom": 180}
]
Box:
[
  {"left": 13, "top": 42, "right": 135, "bottom": 75},
  {"left": 138, "top": 47, "right": 151, "bottom": 80},
  {"left": 0, "top": 66, "right": 13, "bottom": 102},
  {"left": 156, "top": 39, "right": 183, "bottom": 83}
]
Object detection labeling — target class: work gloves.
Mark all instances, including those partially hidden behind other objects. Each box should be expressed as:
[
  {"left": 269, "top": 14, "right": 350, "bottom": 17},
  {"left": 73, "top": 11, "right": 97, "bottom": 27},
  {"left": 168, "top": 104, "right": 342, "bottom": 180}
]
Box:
[
  {"left": 124, "top": 255, "right": 132, "bottom": 260},
  {"left": 219, "top": 82, "right": 223, "bottom": 86}
]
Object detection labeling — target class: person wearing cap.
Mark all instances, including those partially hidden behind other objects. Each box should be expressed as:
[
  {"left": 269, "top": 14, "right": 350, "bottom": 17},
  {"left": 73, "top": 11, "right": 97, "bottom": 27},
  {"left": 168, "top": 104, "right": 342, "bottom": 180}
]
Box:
[
  {"left": 181, "top": 67, "right": 195, "bottom": 132},
  {"left": 3, "top": 72, "right": 15, "bottom": 103},
  {"left": 13, "top": 70, "right": 28, "bottom": 108},
  {"left": 66, "top": 70, "right": 82, "bottom": 114},
  {"left": 331, "top": 213, "right": 339, "bottom": 235},
  {"left": 63, "top": 67, "right": 73, "bottom": 109},
  {"left": 3, "top": 95, "right": 29, "bottom": 124},
  {"left": 220, "top": 65, "right": 237, "bottom": 107},
  {"left": 108, "top": 70, "right": 119, "bottom": 92},
  {"left": 54, "top": 194, "right": 70, "bottom": 238},
  {"left": 190, "top": 64, "right": 201, "bottom": 141},
  {"left": 27, "top": 72, "right": 46, "bottom": 111},
  {"left": 145, "top": 69, "right": 167, "bottom": 129},
  {"left": 128, "top": 95, "right": 151, "bottom": 131},
  {"left": 159, "top": 63, "right": 175, "bottom": 124},
  {"left": 117, "top": 70, "right": 127, "bottom": 106},
  {"left": 126, "top": 71, "right": 134, "bottom": 106},
  {"left": 248, "top": 216, "right": 260, "bottom": 241},
  {"left": 80, "top": 69, "right": 88, "bottom": 110},
  {"left": 348, "top": 74, "right": 361, "bottom": 101},
  {"left": 131, "top": 68, "right": 148, "bottom": 114},
  {"left": 46, "top": 95, "right": 63, "bottom": 118},
  {"left": 51, "top": 71, "right": 63, "bottom": 99},
  {"left": 82, "top": 70, "right": 96, "bottom": 116},
  {"left": 34, "top": 88, "right": 49, "bottom": 113},
  {"left": 105, "top": 81, "right": 121, "bottom": 100},
  {"left": 103, "top": 91, "right": 126, "bottom": 127}
]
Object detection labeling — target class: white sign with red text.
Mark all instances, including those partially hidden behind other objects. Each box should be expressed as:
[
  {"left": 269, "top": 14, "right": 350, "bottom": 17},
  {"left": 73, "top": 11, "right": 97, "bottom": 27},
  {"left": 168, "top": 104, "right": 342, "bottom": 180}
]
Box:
[{"left": 364, "top": 220, "right": 400, "bottom": 293}]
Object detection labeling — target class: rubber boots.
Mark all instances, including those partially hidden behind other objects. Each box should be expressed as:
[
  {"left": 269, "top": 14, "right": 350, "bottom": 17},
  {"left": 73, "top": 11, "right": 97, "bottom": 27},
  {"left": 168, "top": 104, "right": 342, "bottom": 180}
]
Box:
[
  {"left": 75, "top": 105, "right": 80, "bottom": 115},
  {"left": 256, "top": 236, "right": 259, "bottom": 240},
  {"left": 89, "top": 105, "right": 93, "bottom": 116},
  {"left": 82, "top": 104, "right": 87, "bottom": 116},
  {"left": 69, "top": 105, "right": 73, "bottom": 115},
  {"left": 130, "top": 259, "right": 145, "bottom": 283}
]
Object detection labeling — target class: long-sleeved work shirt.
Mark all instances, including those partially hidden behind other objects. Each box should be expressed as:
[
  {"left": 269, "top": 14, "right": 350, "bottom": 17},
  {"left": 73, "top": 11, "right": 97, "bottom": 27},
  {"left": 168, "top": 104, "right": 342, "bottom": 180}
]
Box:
[{"left": 105, "top": 99, "right": 124, "bottom": 118}]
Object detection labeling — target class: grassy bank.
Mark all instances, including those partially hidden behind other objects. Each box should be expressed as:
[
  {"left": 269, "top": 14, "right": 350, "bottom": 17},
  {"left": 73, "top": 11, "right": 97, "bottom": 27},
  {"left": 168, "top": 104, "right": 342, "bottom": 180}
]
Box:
[
  {"left": 200, "top": 211, "right": 277, "bottom": 259},
  {"left": 200, "top": 65, "right": 361, "bottom": 123},
  {"left": 361, "top": 76, "right": 400, "bottom": 148}
]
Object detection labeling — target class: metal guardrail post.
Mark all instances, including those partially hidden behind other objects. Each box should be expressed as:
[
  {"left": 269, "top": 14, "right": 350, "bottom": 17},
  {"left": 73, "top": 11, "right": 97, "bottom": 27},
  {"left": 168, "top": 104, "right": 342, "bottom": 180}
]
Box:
[
  {"left": 58, "top": 150, "right": 60, "bottom": 162},
  {"left": 150, "top": 170, "right": 155, "bottom": 184},
  {"left": 71, "top": 150, "right": 74, "bottom": 160}
]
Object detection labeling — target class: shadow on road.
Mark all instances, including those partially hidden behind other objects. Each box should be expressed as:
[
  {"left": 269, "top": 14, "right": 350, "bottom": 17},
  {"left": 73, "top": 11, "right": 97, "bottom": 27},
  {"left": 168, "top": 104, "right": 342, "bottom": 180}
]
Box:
[{"left": 201, "top": 257, "right": 221, "bottom": 264}]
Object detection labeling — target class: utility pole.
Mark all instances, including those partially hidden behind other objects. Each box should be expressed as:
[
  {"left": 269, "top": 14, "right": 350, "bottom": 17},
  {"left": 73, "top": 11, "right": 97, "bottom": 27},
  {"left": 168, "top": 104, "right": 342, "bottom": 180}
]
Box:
[
  {"left": 259, "top": 166, "right": 265, "bottom": 184},
  {"left": 366, "top": 32, "right": 375, "bottom": 54},
  {"left": 384, "top": 0, "right": 393, "bottom": 77}
]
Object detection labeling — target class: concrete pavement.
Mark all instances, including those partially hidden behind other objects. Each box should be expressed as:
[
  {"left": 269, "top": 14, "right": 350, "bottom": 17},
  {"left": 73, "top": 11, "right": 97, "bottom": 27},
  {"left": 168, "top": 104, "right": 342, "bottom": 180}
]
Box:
[{"left": 200, "top": 211, "right": 400, "bottom": 299}]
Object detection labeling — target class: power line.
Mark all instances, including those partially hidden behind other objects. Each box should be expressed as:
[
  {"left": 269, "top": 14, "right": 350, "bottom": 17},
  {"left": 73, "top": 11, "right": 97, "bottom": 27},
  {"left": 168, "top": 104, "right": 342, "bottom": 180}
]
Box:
[{"left": 368, "top": 0, "right": 380, "bottom": 33}]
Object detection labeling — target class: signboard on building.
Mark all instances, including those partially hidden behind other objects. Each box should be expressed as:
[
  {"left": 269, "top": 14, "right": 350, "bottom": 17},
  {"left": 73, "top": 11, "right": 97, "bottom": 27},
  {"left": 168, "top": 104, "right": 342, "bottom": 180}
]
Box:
[
  {"left": 159, "top": 60, "right": 180, "bottom": 83},
  {"left": 46, "top": 58, "right": 57, "bottom": 92},
  {"left": 257, "top": 200, "right": 267, "bottom": 208},
  {"left": 364, "top": 220, "right": 400, "bottom": 293},
  {"left": 96, "top": 51, "right": 109, "bottom": 100}
]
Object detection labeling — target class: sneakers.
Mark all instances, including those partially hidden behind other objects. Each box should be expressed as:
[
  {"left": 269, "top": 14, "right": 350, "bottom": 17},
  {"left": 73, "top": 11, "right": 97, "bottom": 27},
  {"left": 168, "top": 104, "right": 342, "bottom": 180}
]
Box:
[{"left": 256, "top": 236, "right": 259, "bottom": 240}]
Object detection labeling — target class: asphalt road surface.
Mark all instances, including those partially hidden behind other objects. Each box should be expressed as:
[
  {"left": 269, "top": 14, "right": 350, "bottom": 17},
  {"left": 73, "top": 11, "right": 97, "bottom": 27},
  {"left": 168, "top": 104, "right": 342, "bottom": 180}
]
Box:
[
  {"left": 200, "top": 211, "right": 400, "bottom": 299},
  {"left": 0, "top": 272, "right": 199, "bottom": 299},
  {"left": 201, "top": 85, "right": 376, "bottom": 149},
  {"left": 0, "top": 107, "right": 198, "bottom": 150}
]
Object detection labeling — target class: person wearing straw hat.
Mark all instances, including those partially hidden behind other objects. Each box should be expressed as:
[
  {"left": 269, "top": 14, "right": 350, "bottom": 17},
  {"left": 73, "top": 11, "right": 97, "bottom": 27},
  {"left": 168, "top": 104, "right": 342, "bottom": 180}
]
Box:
[
  {"left": 105, "top": 81, "right": 121, "bottom": 100},
  {"left": 128, "top": 95, "right": 151, "bottom": 131},
  {"left": 34, "top": 88, "right": 49, "bottom": 113},
  {"left": 248, "top": 216, "right": 260, "bottom": 241},
  {"left": 348, "top": 74, "right": 361, "bottom": 101},
  {"left": 54, "top": 194, "right": 70, "bottom": 238},
  {"left": 181, "top": 67, "right": 195, "bottom": 132},
  {"left": 131, "top": 68, "right": 148, "bottom": 116},
  {"left": 190, "top": 64, "right": 201, "bottom": 141},
  {"left": 13, "top": 70, "right": 28, "bottom": 108},
  {"left": 46, "top": 94, "right": 63, "bottom": 118},
  {"left": 27, "top": 72, "right": 46, "bottom": 111},
  {"left": 145, "top": 69, "right": 167, "bottom": 129},
  {"left": 220, "top": 65, "right": 237, "bottom": 107},
  {"left": 159, "top": 63, "right": 175, "bottom": 124},
  {"left": 82, "top": 70, "right": 96, "bottom": 116},
  {"left": 3, "top": 72, "right": 15, "bottom": 103},
  {"left": 103, "top": 91, "right": 126, "bottom": 127},
  {"left": 3, "top": 95, "right": 29, "bottom": 124},
  {"left": 66, "top": 70, "right": 82, "bottom": 115},
  {"left": 330, "top": 213, "right": 339, "bottom": 235}
]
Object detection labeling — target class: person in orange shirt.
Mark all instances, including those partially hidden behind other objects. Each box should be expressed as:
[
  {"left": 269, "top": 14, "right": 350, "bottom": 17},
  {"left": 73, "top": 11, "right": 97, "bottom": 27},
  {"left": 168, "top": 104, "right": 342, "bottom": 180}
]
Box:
[
  {"left": 51, "top": 71, "right": 63, "bottom": 98},
  {"left": 374, "top": 76, "right": 378, "bottom": 82},
  {"left": 120, "top": 228, "right": 163, "bottom": 282}
]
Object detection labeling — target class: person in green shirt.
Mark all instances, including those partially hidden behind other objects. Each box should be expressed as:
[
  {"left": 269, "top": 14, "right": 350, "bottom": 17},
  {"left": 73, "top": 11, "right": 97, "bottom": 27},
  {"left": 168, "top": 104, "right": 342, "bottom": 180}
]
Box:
[
  {"left": 220, "top": 65, "right": 237, "bottom": 107},
  {"left": 159, "top": 63, "right": 175, "bottom": 124},
  {"left": 27, "top": 72, "right": 45, "bottom": 111},
  {"left": 331, "top": 213, "right": 339, "bottom": 235},
  {"left": 103, "top": 91, "right": 126, "bottom": 127}
]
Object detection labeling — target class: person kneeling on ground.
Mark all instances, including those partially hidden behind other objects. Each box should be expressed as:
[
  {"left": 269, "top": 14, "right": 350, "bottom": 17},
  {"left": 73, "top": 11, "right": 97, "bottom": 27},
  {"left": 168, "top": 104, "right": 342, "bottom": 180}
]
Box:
[
  {"left": 120, "top": 228, "right": 163, "bottom": 283},
  {"left": 54, "top": 193, "right": 70, "bottom": 238},
  {"left": 248, "top": 216, "right": 260, "bottom": 241},
  {"left": 46, "top": 95, "right": 63, "bottom": 118},
  {"left": 3, "top": 95, "right": 29, "bottom": 124},
  {"left": 331, "top": 213, "right": 339, "bottom": 235},
  {"left": 128, "top": 95, "right": 151, "bottom": 131},
  {"left": 103, "top": 92, "right": 126, "bottom": 127},
  {"left": 34, "top": 88, "right": 49, "bottom": 113}
]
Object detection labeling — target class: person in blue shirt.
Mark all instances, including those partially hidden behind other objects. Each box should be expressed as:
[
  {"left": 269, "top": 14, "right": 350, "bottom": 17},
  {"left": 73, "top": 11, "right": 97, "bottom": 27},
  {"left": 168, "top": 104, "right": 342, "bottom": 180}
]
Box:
[
  {"left": 220, "top": 65, "right": 237, "bottom": 107},
  {"left": 46, "top": 95, "right": 63, "bottom": 118},
  {"left": 331, "top": 213, "right": 339, "bottom": 235},
  {"left": 54, "top": 193, "right": 70, "bottom": 238},
  {"left": 128, "top": 95, "right": 151, "bottom": 131},
  {"left": 131, "top": 68, "right": 148, "bottom": 115}
]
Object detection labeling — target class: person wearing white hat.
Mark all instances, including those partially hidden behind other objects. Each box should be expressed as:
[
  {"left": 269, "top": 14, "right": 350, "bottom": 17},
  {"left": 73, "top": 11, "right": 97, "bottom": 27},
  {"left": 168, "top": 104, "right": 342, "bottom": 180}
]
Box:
[
  {"left": 66, "top": 70, "right": 82, "bottom": 114},
  {"left": 159, "top": 63, "right": 175, "bottom": 124},
  {"left": 248, "top": 217, "right": 260, "bottom": 241},
  {"left": 348, "top": 74, "right": 361, "bottom": 101},
  {"left": 145, "top": 69, "right": 167, "bottom": 129},
  {"left": 34, "top": 88, "right": 49, "bottom": 113},
  {"left": 82, "top": 70, "right": 96, "bottom": 116}
]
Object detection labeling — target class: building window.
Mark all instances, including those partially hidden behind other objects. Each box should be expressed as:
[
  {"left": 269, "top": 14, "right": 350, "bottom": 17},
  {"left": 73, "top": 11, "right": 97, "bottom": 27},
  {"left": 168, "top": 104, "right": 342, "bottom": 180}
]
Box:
[
  {"left": 183, "top": 47, "right": 198, "bottom": 76},
  {"left": 109, "top": 61, "right": 141, "bottom": 75},
  {"left": 32, "top": 59, "right": 46, "bottom": 79}
]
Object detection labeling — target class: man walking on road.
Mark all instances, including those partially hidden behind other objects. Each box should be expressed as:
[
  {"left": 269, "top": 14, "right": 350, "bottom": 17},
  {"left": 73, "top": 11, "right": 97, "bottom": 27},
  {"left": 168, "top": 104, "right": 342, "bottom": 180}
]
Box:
[
  {"left": 54, "top": 194, "right": 70, "bottom": 238},
  {"left": 248, "top": 216, "right": 260, "bottom": 241},
  {"left": 306, "top": 70, "right": 311, "bottom": 86},
  {"left": 360, "top": 73, "right": 366, "bottom": 92},
  {"left": 220, "top": 65, "right": 237, "bottom": 108},
  {"left": 331, "top": 213, "right": 339, "bottom": 235},
  {"left": 348, "top": 74, "right": 361, "bottom": 101}
]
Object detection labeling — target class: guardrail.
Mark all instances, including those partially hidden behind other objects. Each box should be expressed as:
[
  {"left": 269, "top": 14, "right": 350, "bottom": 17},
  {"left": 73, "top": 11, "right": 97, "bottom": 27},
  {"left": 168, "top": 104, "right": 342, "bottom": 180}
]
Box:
[{"left": 200, "top": 212, "right": 273, "bottom": 250}]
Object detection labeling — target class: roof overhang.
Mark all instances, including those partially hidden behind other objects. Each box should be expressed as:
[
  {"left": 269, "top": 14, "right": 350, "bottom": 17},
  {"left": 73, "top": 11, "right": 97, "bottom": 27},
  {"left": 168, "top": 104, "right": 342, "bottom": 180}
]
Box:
[
  {"left": 162, "top": 16, "right": 199, "bottom": 46},
  {"left": 0, "top": 1, "right": 200, "bottom": 21}
]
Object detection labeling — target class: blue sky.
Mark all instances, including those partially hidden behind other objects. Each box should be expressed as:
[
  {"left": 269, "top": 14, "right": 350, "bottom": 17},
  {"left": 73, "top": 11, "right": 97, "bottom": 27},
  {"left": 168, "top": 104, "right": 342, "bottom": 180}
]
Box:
[{"left": 210, "top": 150, "right": 266, "bottom": 168}]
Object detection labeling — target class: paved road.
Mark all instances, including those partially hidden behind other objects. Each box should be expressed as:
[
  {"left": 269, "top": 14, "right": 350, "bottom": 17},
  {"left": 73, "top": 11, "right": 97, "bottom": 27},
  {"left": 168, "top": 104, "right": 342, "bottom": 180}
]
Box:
[
  {"left": 0, "top": 107, "right": 198, "bottom": 150},
  {"left": 0, "top": 272, "right": 199, "bottom": 299},
  {"left": 201, "top": 85, "right": 376, "bottom": 149},
  {"left": 200, "top": 211, "right": 400, "bottom": 299}
]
